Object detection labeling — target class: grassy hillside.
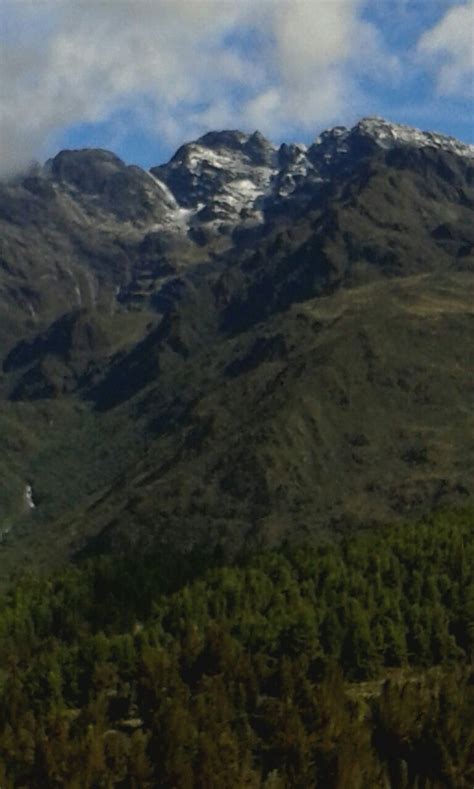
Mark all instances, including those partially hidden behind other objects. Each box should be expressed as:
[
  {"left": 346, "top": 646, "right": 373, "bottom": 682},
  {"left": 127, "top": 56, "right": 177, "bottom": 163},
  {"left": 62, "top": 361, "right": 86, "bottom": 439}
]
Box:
[
  {"left": 1, "top": 269, "right": 472, "bottom": 580},
  {"left": 59, "top": 271, "right": 474, "bottom": 559}
]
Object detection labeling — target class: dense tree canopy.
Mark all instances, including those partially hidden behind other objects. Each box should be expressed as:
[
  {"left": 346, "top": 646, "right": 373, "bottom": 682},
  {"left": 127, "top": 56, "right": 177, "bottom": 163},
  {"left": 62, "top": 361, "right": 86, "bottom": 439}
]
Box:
[{"left": 0, "top": 509, "right": 473, "bottom": 786}]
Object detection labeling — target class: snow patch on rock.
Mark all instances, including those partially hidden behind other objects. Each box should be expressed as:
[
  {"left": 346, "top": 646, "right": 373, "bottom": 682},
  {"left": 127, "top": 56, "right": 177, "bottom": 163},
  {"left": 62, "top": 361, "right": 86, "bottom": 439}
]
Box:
[
  {"left": 145, "top": 171, "right": 180, "bottom": 210},
  {"left": 357, "top": 117, "right": 474, "bottom": 159}
]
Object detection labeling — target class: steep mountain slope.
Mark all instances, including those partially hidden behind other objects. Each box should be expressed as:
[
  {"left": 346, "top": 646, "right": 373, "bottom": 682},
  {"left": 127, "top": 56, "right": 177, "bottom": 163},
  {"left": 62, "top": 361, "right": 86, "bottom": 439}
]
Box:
[{"left": 0, "top": 117, "right": 473, "bottom": 574}]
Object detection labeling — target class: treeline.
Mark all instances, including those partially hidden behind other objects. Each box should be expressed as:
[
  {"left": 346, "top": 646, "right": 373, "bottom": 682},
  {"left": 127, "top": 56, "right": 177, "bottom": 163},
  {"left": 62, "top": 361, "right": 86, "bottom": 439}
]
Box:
[{"left": 0, "top": 509, "right": 473, "bottom": 786}]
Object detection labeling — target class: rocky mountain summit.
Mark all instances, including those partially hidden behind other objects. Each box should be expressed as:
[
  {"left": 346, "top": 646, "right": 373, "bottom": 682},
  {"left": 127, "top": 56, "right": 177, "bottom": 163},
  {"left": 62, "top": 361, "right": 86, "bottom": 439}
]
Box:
[
  {"left": 0, "top": 117, "right": 473, "bottom": 573},
  {"left": 1, "top": 116, "right": 472, "bottom": 345}
]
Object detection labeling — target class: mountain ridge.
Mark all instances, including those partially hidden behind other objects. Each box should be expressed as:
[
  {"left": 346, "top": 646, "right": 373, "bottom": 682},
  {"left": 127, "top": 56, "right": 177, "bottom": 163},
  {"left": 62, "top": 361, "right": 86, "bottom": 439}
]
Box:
[{"left": 0, "top": 116, "right": 473, "bottom": 576}]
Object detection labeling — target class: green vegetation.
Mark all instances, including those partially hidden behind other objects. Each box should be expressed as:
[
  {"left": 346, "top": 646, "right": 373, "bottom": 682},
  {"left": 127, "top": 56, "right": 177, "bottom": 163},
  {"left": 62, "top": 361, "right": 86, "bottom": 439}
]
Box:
[
  {"left": 1, "top": 131, "right": 474, "bottom": 571},
  {"left": 1, "top": 117, "right": 473, "bottom": 786},
  {"left": 1, "top": 509, "right": 473, "bottom": 786}
]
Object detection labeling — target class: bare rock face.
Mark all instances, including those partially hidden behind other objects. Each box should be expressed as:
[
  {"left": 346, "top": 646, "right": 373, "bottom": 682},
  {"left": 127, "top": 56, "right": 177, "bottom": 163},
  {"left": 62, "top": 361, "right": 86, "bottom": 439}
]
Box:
[
  {"left": 44, "top": 148, "right": 177, "bottom": 222},
  {"left": 46, "top": 149, "right": 125, "bottom": 191},
  {"left": 151, "top": 129, "right": 279, "bottom": 229}
]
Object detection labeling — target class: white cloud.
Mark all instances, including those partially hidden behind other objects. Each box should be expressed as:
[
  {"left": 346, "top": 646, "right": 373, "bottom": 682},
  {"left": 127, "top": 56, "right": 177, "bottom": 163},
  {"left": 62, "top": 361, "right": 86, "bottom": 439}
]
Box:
[
  {"left": 417, "top": 1, "right": 474, "bottom": 96},
  {"left": 241, "top": 1, "right": 400, "bottom": 138},
  {"left": 0, "top": 0, "right": 397, "bottom": 175}
]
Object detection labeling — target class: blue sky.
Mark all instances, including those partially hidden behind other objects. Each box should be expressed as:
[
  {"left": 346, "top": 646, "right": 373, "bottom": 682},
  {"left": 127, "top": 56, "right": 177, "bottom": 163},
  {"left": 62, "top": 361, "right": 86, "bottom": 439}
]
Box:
[{"left": 1, "top": 1, "right": 473, "bottom": 175}]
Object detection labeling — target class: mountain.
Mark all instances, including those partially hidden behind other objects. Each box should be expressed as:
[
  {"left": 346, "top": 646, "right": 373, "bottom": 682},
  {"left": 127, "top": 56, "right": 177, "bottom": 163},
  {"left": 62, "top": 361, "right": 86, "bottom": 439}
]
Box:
[{"left": 0, "top": 117, "right": 473, "bottom": 576}]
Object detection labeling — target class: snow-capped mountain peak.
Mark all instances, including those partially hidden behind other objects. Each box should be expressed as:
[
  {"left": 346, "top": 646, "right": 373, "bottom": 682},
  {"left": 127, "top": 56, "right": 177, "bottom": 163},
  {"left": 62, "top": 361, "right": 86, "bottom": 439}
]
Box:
[
  {"left": 151, "top": 130, "right": 279, "bottom": 226},
  {"left": 147, "top": 117, "right": 474, "bottom": 235},
  {"left": 355, "top": 116, "right": 474, "bottom": 159},
  {"left": 35, "top": 117, "right": 472, "bottom": 240}
]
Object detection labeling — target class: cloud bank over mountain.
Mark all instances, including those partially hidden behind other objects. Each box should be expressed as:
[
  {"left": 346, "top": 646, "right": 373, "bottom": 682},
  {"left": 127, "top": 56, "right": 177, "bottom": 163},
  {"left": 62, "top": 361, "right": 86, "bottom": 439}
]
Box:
[{"left": 0, "top": 0, "right": 472, "bottom": 175}]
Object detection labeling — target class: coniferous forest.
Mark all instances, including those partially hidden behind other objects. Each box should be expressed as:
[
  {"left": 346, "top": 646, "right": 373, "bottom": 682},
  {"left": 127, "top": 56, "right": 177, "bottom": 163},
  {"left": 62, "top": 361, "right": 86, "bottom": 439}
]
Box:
[{"left": 0, "top": 509, "right": 473, "bottom": 787}]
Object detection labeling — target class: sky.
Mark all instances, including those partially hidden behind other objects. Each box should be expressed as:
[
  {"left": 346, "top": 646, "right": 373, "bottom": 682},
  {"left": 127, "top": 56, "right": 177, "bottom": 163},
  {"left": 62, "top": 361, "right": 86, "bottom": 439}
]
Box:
[{"left": 0, "top": 0, "right": 473, "bottom": 175}]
